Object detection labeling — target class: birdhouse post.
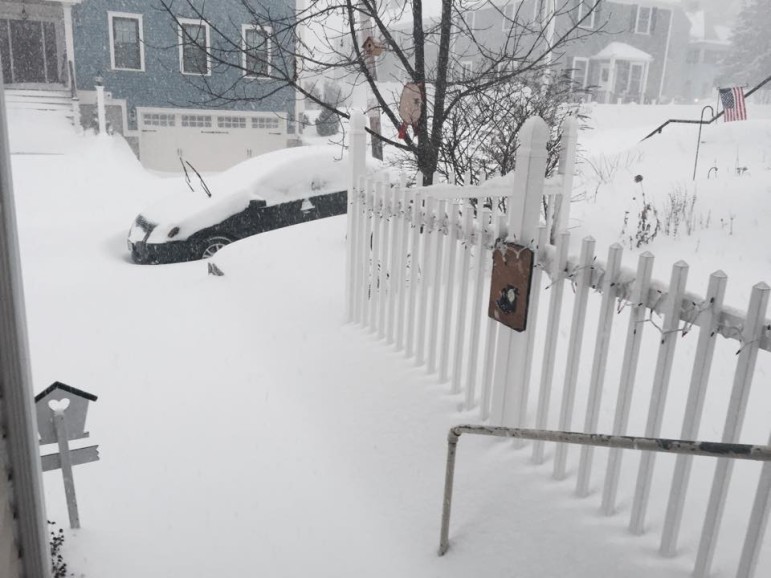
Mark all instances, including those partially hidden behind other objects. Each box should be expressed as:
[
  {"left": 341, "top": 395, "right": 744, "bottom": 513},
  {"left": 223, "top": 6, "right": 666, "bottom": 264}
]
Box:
[{"left": 35, "top": 382, "right": 100, "bottom": 529}]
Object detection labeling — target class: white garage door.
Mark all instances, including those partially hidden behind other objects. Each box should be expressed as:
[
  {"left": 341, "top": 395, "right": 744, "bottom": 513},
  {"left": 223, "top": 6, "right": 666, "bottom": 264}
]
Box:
[{"left": 138, "top": 108, "right": 287, "bottom": 172}]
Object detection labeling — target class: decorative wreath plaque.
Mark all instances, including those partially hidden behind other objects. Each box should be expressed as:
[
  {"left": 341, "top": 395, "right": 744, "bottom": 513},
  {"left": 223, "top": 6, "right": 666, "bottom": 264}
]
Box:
[{"left": 487, "top": 242, "right": 535, "bottom": 332}]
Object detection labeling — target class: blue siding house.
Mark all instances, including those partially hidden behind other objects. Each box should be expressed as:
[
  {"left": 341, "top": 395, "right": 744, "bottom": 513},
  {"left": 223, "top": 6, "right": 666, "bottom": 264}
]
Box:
[{"left": 0, "top": 0, "right": 297, "bottom": 172}]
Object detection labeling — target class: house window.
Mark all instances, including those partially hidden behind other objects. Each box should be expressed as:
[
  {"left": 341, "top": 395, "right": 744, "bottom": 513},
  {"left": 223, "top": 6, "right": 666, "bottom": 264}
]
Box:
[
  {"left": 571, "top": 57, "right": 589, "bottom": 89},
  {"left": 179, "top": 19, "right": 210, "bottom": 75},
  {"left": 497, "top": 61, "right": 514, "bottom": 79},
  {"left": 217, "top": 116, "right": 247, "bottom": 129},
  {"left": 635, "top": 6, "right": 652, "bottom": 34},
  {"left": 242, "top": 25, "right": 272, "bottom": 77},
  {"left": 109, "top": 13, "right": 143, "bottom": 71},
  {"left": 143, "top": 113, "right": 176, "bottom": 127},
  {"left": 577, "top": 0, "right": 598, "bottom": 29},
  {"left": 181, "top": 114, "right": 212, "bottom": 128},
  {"left": 460, "top": 60, "right": 473, "bottom": 80},
  {"left": 628, "top": 63, "right": 645, "bottom": 97},
  {"left": 502, "top": 2, "right": 521, "bottom": 32},
  {"left": 252, "top": 116, "right": 280, "bottom": 130}
]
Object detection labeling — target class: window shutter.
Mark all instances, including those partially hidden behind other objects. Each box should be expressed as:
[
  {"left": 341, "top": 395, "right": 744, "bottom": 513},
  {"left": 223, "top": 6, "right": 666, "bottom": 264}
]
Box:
[
  {"left": 651, "top": 8, "right": 658, "bottom": 33},
  {"left": 630, "top": 6, "right": 638, "bottom": 32}
]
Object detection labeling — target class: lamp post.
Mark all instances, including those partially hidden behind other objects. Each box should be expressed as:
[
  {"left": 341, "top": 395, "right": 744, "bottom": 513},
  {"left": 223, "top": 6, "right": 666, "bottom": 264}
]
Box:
[{"left": 94, "top": 74, "right": 107, "bottom": 135}]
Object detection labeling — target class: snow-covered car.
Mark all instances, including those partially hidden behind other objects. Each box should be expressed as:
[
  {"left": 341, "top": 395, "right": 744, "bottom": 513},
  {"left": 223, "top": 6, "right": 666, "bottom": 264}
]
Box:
[{"left": 128, "top": 146, "right": 362, "bottom": 264}]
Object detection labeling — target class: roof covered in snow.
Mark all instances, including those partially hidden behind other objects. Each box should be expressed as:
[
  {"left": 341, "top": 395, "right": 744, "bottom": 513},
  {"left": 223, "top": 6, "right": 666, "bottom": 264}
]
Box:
[{"left": 592, "top": 42, "right": 653, "bottom": 62}]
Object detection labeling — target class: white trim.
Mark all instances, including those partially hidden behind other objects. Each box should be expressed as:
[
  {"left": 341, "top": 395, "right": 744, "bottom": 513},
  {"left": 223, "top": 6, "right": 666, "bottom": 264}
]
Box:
[
  {"left": 108, "top": 12, "right": 145, "bottom": 72},
  {"left": 571, "top": 56, "right": 589, "bottom": 89},
  {"left": 578, "top": 0, "right": 598, "bottom": 30},
  {"left": 635, "top": 5, "right": 652, "bottom": 35},
  {"left": 241, "top": 23, "right": 272, "bottom": 78},
  {"left": 178, "top": 18, "right": 211, "bottom": 76},
  {"left": 657, "top": 8, "right": 672, "bottom": 101},
  {"left": 460, "top": 60, "right": 473, "bottom": 79},
  {"left": 628, "top": 61, "right": 645, "bottom": 96}
]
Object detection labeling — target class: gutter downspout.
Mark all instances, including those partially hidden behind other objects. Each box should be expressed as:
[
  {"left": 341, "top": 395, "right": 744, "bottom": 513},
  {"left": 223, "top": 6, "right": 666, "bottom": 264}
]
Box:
[
  {"left": 0, "top": 76, "right": 52, "bottom": 578},
  {"left": 657, "top": 9, "right": 673, "bottom": 103}
]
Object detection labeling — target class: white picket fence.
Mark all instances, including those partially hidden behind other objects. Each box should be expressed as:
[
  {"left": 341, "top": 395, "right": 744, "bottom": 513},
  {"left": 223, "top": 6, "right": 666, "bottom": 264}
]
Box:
[{"left": 344, "top": 114, "right": 771, "bottom": 578}]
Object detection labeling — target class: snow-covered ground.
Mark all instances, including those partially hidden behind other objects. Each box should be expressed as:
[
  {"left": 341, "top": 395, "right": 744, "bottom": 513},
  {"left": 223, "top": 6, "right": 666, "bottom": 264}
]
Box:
[{"left": 8, "top": 103, "right": 770, "bottom": 577}]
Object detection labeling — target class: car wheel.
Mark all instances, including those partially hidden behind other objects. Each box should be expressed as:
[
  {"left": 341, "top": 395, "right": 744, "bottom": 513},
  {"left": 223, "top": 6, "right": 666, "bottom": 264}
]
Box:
[{"left": 201, "top": 236, "right": 232, "bottom": 259}]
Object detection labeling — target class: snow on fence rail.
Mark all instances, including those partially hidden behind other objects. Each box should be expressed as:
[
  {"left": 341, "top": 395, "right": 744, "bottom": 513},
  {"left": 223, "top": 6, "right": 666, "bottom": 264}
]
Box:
[{"left": 344, "top": 114, "right": 771, "bottom": 578}]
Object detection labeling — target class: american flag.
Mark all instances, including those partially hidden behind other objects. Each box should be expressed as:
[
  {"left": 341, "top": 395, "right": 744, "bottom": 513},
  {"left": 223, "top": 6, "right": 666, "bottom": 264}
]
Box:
[{"left": 719, "top": 87, "right": 747, "bottom": 122}]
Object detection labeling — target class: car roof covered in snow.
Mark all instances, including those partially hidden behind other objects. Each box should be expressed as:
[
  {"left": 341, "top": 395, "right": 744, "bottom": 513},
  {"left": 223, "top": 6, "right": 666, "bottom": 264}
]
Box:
[{"left": 139, "top": 145, "right": 381, "bottom": 243}]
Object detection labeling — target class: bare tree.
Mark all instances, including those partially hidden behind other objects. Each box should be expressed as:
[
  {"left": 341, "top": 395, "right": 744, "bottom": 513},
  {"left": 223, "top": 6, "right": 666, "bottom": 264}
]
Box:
[{"left": 158, "top": 0, "right": 604, "bottom": 184}]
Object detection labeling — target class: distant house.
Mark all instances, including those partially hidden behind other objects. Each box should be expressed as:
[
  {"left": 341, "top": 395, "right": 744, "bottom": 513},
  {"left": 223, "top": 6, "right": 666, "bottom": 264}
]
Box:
[
  {"left": 558, "top": 0, "right": 692, "bottom": 104},
  {"left": 681, "top": 8, "right": 731, "bottom": 101},
  {"left": 0, "top": 0, "right": 298, "bottom": 172},
  {"left": 378, "top": 1, "right": 725, "bottom": 106}
]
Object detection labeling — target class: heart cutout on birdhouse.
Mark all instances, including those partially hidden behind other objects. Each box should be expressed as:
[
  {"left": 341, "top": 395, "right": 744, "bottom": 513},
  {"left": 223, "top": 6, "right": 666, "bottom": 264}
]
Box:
[{"left": 48, "top": 398, "right": 70, "bottom": 412}]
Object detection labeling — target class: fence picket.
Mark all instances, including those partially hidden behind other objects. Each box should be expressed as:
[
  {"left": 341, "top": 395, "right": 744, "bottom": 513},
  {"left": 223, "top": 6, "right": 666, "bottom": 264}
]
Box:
[
  {"left": 737, "top": 430, "right": 771, "bottom": 578},
  {"left": 395, "top": 179, "right": 410, "bottom": 349},
  {"left": 514, "top": 224, "right": 549, "bottom": 443},
  {"left": 553, "top": 236, "right": 596, "bottom": 480},
  {"left": 439, "top": 203, "right": 461, "bottom": 383},
  {"left": 479, "top": 213, "right": 505, "bottom": 421},
  {"left": 428, "top": 201, "right": 448, "bottom": 374},
  {"left": 360, "top": 181, "right": 375, "bottom": 328},
  {"left": 659, "top": 270, "right": 727, "bottom": 556},
  {"left": 352, "top": 176, "right": 367, "bottom": 323},
  {"left": 405, "top": 192, "right": 422, "bottom": 357},
  {"left": 377, "top": 185, "right": 392, "bottom": 339},
  {"left": 602, "top": 251, "right": 655, "bottom": 515},
  {"left": 576, "top": 243, "right": 624, "bottom": 496},
  {"left": 693, "top": 282, "right": 771, "bottom": 577},
  {"left": 532, "top": 230, "right": 570, "bottom": 464},
  {"left": 464, "top": 209, "right": 491, "bottom": 409},
  {"left": 387, "top": 182, "right": 403, "bottom": 345},
  {"left": 630, "top": 260, "right": 690, "bottom": 535},
  {"left": 369, "top": 181, "right": 385, "bottom": 332},
  {"left": 452, "top": 207, "right": 474, "bottom": 393},
  {"left": 416, "top": 197, "right": 436, "bottom": 365}
]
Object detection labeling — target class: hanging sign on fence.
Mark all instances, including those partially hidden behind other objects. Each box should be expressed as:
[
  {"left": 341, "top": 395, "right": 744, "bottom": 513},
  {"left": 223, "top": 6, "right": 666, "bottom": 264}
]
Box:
[{"left": 488, "top": 242, "right": 535, "bottom": 332}]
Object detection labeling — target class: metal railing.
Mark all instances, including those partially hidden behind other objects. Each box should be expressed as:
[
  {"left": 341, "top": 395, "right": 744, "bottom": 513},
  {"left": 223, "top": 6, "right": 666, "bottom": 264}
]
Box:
[
  {"left": 438, "top": 424, "right": 771, "bottom": 578},
  {"left": 640, "top": 74, "right": 771, "bottom": 142}
]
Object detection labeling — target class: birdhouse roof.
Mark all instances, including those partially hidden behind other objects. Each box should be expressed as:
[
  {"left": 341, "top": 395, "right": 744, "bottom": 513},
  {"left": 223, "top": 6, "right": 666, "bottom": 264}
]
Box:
[{"left": 35, "top": 381, "right": 98, "bottom": 403}]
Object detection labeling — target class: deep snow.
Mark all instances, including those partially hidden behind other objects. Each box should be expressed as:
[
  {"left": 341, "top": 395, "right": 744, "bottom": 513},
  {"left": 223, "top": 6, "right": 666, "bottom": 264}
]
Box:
[{"left": 8, "top": 103, "right": 771, "bottom": 577}]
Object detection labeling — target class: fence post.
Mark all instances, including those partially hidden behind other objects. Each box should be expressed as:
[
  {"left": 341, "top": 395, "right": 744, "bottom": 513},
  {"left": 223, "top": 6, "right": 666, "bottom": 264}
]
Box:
[
  {"left": 489, "top": 117, "right": 549, "bottom": 427},
  {"left": 347, "top": 114, "right": 367, "bottom": 322}
]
